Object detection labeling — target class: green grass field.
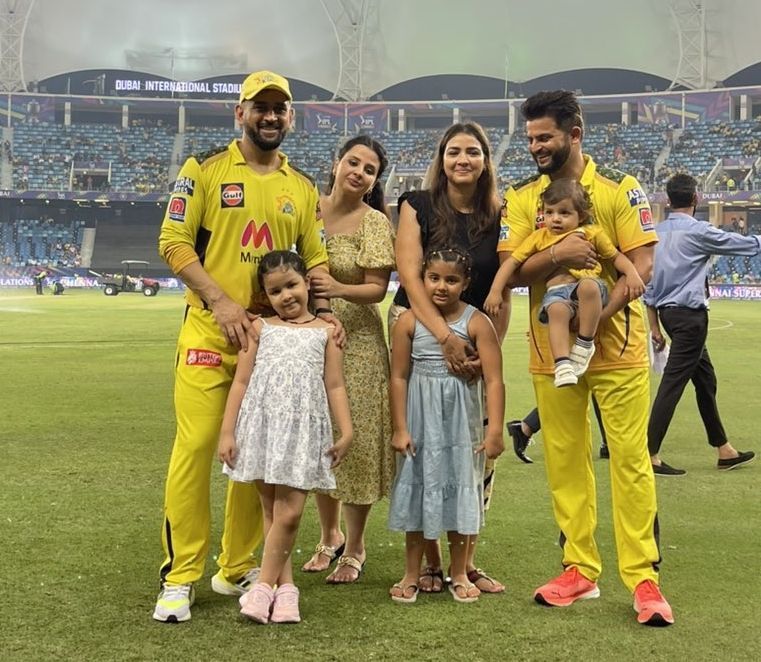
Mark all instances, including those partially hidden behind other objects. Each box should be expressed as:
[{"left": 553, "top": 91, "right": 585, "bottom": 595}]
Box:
[{"left": 2, "top": 288, "right": 760, "bottom": 661}]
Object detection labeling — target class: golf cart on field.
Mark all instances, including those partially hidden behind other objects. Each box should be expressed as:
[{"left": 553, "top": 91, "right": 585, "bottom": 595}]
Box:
[{"left": 102, "top": 260, "right": 160, "bottom": 296}]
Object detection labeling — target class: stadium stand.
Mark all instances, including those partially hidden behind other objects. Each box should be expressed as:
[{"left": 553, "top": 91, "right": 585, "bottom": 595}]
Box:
[
  {"left": 655, "top": 120, "right": 761, "bottom": 190},
  {"left": 4, "top": 112, "right": 761, "bottom": 281},
  {"left": 12, "top": 122, "right": 175, "bottom": 193},
  {"left": 2, "top": 217, "right": 84, "bottom": 267}
]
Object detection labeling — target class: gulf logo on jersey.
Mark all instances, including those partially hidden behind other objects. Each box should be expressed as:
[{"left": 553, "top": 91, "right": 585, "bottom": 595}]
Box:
[
  {"left": 221, "top": 182, "right": 245, "bottom": 207},
  {"left": 241, "top": 220, "right": 274, "bottom": 251}
]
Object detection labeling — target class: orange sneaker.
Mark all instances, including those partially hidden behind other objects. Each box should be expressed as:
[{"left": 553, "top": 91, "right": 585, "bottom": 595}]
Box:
[
  {"left": 534, "top": 567, "right": 600, "bottom": 607},
  {"left": 633, "top": 580, "right": 674, "bottom": 626}
]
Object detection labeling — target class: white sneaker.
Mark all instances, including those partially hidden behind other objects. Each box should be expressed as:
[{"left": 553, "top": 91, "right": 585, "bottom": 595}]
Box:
[
  {"left": 211, "top": 567, "right": 261, "bottom": 596},
  {"left": 153, "top": 583, "right": 195, "bottom": 623},
  {"left": 554, "top": 362, "right": 578, "bottom": 387},
  {"left": 569, "top": 343, "right": 595, "bottom": 376}
]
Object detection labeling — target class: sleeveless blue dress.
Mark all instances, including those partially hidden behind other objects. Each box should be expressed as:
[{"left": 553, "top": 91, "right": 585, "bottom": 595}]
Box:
[{"left": 388, "top": 305, "right": 485, "bottom": 539}]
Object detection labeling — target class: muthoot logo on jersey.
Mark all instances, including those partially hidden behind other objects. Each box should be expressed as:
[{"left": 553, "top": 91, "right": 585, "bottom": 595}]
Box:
[
  {"left": 221, "top": 183, "right": 245, "bottom": 208},
  {"left": 240, "top": 220, "right": 274, "bottom": 261}
]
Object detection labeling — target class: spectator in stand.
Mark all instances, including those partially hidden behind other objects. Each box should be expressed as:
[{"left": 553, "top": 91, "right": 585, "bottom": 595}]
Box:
[{"left": 645, "top": 173, "right": 757, "bottom": 475}]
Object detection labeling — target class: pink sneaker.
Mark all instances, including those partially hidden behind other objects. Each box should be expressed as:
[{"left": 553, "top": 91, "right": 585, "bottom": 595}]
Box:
[
  {"left": 534, "top": 566, "right": 600, "bottom": 607},
  {"left": 270, "top": 583, "right": 301, "bottom": 624},
  {"left": 239, "top": 583, "right": 274, "bottom": 624}
]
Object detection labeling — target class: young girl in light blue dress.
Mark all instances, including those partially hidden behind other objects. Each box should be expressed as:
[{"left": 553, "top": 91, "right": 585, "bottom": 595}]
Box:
[{"left": 388, "top": 248, "right": 505, "bottom": 604}]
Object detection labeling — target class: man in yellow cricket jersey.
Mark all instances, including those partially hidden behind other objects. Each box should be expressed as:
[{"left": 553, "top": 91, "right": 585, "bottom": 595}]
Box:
[
  {"left": 498, "top": 91, "right": 673, "bottom": 626},
  {"left": 153, "top": 71, "right": 336, "bottom": 623}
]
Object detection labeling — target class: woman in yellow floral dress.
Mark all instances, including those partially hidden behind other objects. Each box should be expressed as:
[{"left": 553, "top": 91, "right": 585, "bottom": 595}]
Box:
[{"left": 303, "top": 135, "right": 396, "bottom": 583}]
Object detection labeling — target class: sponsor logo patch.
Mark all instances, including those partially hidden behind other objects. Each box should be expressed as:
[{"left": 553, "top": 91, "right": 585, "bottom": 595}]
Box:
[
  {"left": 535, "top": 212, "right": 545, "bottom": 229},
  {"left": 627, "top": 187, "right": 648, "bottom": 207},
  {"left": 639, "top": 207, "right": 654, "bottom": 231},
  {"left": 221, "top": 183, "right": 245, "bottom": 208},
  {"left": 241, "top": 220, "right": 273, "bottom": 250},
  {"left": 186, "top": 349, "right": 222, "bottom": 367},
  {"left": 499, "top": 224, "right": 509, "bottom": 242},
  {"left": 173, "top": 176, "right": 195, "bottom": 196},
  {"left": 167, "top": 196, "right": 186, "bottom": 222}
]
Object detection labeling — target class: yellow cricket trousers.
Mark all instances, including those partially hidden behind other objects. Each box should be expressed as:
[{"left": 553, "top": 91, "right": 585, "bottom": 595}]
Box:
[
  {"left": 534, "top": 366, "right": 661, "bottom": 592},
  {"left": 159, "top": 306, "right": 264, "bottom": 585}
]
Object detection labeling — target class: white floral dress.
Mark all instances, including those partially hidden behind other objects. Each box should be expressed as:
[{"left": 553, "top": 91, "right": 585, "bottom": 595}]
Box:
[{"left": 223, "top": 321, "right": 336, "bottom": 491}]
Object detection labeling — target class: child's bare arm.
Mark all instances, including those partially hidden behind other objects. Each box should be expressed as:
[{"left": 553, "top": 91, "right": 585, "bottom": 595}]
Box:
[
  {"left": 218, "top": 321, "right": 261, "bottom": 466},
  {"left": 470, "top": 313, "right": 506, "bottom": 459},
  {"left": 611, "top": 251, "right": 645, "bottom": 300},
  {"left": 389, "top": 312, "right": 416, "bottom": 455},
  {"left": 324, "top": 336, "right": 353, "bottom": 467},
  {"left": 484, "top": 257, "right": 520, "bottom": 317}
]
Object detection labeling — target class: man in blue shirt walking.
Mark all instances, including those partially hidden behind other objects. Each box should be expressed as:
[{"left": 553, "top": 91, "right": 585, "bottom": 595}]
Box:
[{"left": 644, "top": 173, "right": 757, "bottom": 476}]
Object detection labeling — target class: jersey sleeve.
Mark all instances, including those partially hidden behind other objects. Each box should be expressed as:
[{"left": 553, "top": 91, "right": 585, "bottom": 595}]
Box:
[
  {"left": 498, "top": 185, "right": 535, "bottom": 254},
  {"left": 296, "top": 184, "right": 329, "bottom": 271},
  {"left": 510, "top": 231, "right": 543, "bottom": 264},
  {"left": 589, "top": 226, "right": 619, "bottom": 260},
  {"left": 613, "top": 175, "right": 658, "bottom": 253},
  {"left": 158, "top": 157, "right": 205, "bottom": 274}
]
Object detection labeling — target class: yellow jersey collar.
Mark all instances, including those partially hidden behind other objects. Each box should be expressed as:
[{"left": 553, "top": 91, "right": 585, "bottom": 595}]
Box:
[
  {"left": 229, "top": 139, "right": 289, "bottom": 174},
  {"left": 535, "top": 154, "right": 596, "bottom": 191},
  {"left": 579, "top": 154, "right": 597, "bottom": 189}
]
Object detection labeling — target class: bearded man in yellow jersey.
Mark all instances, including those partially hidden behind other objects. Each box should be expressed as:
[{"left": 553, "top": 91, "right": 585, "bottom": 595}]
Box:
[
  {"left": 153, "top": 71, "right": 340, "bottom": 623},
  {"left": 498, "top": 91, "right": 673, "bottom": 626}
]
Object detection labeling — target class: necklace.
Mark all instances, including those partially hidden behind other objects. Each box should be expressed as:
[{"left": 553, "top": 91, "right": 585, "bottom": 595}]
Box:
[{"left": 277, "top": 315, "right": 317, "bottom": 325}]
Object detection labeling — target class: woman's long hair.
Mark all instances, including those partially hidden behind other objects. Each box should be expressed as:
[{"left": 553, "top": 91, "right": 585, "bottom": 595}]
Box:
[
  {"left": 426, "top": 122, "right": 499, "bottom": 248},
  {"left": 326, "top": 134, "right": 389, "bottom": 217}
]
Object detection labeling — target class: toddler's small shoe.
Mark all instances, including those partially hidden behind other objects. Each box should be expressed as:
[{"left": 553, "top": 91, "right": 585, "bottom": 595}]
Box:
[
  {"left": 569, "top": 343, "right": 595, "bottom": 376},
  {"left": 554, "top": 362, "right": 578, "bottom": 387},
  {"left": 270, "top": 583, "right": 301, "bottom": 623},
  {"left": 239, "top": 583, "right": 274, "bottom": 624}
]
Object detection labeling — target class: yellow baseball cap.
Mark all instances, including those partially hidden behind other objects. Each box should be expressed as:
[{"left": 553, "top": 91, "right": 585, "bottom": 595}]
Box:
[{"left": 238, "top": 71, "right": 292, "bottom": 104}]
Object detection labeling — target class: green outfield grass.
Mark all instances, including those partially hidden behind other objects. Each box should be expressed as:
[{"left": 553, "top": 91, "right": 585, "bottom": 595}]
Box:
[{"left": 1, "top": 288, "right": 760, "bottom": 661}]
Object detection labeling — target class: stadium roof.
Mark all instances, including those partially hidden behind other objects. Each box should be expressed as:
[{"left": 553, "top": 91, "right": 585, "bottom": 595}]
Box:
[{"left": 20, "top": 0, "right": 761, "bottom": 96}]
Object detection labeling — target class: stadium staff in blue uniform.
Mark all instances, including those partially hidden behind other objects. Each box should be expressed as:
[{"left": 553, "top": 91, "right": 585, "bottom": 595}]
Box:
[
  {"left": 644, "top": 173, "right": 757, "bottom": 476},
  {"left": 154, "top": 70, "right": 336, "bottom": 623}
]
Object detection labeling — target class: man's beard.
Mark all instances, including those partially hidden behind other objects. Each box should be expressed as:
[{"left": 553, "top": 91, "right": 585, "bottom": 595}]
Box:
[
  {"left": 534, "top": 141, "right": 571, "bottom": 174},
  {"left": 245, "top": 123, "right": 286, "bottom": 152}
]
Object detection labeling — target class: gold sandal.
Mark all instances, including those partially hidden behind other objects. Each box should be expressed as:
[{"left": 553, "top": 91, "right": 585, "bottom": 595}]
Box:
[
  {"left": 301, "top": 541, "right": 345, "bottom": 572},
  {"left": 326, "top": 555, "right": 365, "bottom": 584}
]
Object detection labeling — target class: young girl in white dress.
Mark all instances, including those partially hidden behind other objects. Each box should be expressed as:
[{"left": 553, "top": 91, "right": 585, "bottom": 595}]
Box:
[
  {"left": 218, "top": 250, "right": 353, "bottom": 624},
  {"left": 388, "top": 248, "right": 505, "bottom": 604}
]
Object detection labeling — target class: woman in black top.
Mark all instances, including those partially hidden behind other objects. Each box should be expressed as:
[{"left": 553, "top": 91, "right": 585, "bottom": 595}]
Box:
[{"left": 391, "top": 122, "right": 508, "bottom": 596}]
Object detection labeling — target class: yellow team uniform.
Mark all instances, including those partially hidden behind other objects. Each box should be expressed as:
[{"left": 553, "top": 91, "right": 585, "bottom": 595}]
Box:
[
  {"left": 158, "top": 139, "right": 328, "bottom": 586},
  {"left": 499, "top": 155, "right": 661, "bottom": 591}
]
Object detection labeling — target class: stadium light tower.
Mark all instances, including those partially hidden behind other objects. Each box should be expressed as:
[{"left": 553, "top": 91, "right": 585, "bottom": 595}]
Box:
[
  {"left": 0, "top": 0, "right": 34, "bottom": 92},
  {"left": 320, "top": 0, "right": 378, "bottom": 101},
  {"left": 668, "top": 0, "right": 709, "bottom": 90}
]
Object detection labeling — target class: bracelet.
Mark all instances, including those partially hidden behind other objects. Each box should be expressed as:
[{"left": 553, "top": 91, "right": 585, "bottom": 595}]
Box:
[
  {"left": 315, "top": 307, "right": 333, "bottom": 316},
  {"left": 550, "top": 244, "right": 560, "bottom": 266},
  {"left": 439, "top": 330, "right": 453, "bottom": 344}
]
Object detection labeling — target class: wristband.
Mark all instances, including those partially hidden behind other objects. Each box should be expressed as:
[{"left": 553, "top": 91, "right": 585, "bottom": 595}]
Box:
[
  {"left": 550, "top": 244, "right": 560, "bottom": 266},
  {"left": 315, "top": 307, "right": 333, "bottom": 316}
]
